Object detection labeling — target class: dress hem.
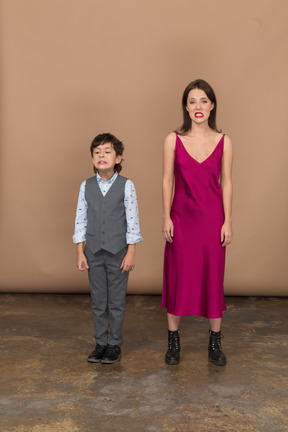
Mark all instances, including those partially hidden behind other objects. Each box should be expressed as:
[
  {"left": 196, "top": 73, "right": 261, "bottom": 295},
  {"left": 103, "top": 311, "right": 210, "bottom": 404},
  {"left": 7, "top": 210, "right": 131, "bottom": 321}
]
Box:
[{"left": 161, "top": 305, "right": 226, "bottom": 319}]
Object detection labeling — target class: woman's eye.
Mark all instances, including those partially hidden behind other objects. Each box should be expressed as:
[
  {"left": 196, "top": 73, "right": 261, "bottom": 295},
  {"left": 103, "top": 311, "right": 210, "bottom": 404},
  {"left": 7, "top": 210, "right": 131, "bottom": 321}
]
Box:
[{"left": 202, "top": 100, "right": 208, "bottom": 104}]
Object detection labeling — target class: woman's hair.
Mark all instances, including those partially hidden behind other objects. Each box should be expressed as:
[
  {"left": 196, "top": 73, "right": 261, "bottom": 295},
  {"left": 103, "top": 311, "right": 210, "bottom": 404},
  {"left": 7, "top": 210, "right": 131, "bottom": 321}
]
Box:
[
  {"left": 177, "top": 79, "right": 221, "bottom": 134},
  {"left": 90, "top": 133, "right": 124, "bottom": 173}
]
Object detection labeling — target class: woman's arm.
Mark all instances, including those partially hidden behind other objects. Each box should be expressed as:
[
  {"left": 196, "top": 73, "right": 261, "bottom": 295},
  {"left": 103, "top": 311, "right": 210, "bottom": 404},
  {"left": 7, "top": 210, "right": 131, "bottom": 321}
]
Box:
[
  {"left": 162, "top": 133, "right": 176, "bottom": 243},
  {"left": 220, "top": 135, "right": 233, "bottom": 247}
]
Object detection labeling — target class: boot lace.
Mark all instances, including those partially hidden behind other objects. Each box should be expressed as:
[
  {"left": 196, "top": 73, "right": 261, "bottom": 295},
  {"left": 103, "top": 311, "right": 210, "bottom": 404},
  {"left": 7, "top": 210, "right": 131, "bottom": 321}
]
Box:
[
  {"left": 168, "top": 333, "right": 180, "bottom": 351},
  {"left": 210, "top": 333, "right": 224, "bottom": 352}
]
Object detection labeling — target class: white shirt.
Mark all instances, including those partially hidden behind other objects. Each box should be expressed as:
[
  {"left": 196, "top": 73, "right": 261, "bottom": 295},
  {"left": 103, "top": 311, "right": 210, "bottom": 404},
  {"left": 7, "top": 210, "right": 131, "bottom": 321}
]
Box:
[{"left": 73, "top": 172, "right": 143, "bottom": 245}]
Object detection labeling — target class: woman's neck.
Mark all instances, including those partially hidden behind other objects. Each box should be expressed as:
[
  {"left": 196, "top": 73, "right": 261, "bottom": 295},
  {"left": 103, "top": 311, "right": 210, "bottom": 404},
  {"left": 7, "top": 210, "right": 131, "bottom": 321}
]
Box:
[{"left": 186, "top": 122, "right": 213, "bottom": 138}]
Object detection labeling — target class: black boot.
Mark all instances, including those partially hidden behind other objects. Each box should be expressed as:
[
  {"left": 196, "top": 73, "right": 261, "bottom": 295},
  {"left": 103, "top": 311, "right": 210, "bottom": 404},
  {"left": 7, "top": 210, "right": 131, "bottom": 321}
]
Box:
[
  {"left": 165, "top": 330, "right": 180, "bottom": 365},
  {"left": 208, "top": 330, "right": 226, "bottom": 366}
]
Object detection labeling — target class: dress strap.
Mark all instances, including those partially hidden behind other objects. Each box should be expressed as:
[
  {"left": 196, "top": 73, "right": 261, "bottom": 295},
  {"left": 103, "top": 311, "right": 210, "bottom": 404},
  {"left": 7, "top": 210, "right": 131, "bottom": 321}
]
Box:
[
  {"left": 219, "top": 134, "right": 225, "bottom": 158},
  {"left": 174, "top": 132, "right": 181, "bottom": 154}
]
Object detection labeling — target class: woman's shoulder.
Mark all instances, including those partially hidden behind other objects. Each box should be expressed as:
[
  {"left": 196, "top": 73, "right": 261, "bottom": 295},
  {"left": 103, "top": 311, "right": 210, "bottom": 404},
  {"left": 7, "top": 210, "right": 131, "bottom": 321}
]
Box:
[
  {"left": 164, "top": 132, "right": 177, "bottom": 149},
  {"left": 222, "top": 134, "right": 232, "bottom": 156},
  {"left": 223, "top": 133, "right": 232, "bottom": 146},
  {"left": 213, "top": 131, "right": 232, "bottom": 147}
]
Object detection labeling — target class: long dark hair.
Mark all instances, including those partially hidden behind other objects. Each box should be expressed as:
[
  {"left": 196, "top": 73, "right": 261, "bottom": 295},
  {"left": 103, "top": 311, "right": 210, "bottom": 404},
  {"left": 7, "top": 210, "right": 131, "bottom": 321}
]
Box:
[
  {"left": 90, "top": 133, "right": 124, "bottom": 173},
  {"left": 177, "top": 79, "right": 221, "bottom": 134}
]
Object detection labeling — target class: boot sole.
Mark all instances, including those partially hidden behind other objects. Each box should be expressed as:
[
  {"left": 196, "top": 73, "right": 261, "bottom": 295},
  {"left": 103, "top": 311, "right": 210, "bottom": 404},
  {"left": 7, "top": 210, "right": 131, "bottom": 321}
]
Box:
[
  {"left": 208, "top": 357, "right": 226, "bottom": 366},
  {"left": 165, "top": 358, "right": 180, "bottom": 365}
]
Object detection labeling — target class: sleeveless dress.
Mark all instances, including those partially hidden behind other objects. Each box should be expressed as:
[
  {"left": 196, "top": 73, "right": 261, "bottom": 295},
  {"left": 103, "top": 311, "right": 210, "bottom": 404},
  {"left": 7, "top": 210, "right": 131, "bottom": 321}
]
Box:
[{"left": 161, "top": 133, "right": 226, "bottom": 318}]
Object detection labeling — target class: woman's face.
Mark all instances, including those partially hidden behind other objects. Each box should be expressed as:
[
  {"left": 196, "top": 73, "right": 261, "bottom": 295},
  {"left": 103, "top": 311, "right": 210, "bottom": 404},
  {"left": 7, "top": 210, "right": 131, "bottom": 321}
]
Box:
[{"left": 186, "top": 88, "right": 214, "bottom": 124}]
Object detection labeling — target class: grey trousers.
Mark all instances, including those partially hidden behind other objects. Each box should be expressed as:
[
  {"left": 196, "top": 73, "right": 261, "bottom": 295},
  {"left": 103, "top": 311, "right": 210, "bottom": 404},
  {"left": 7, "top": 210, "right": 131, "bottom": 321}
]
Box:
[{"left": 84, "top": 245, "right": 129, "bottom": 347}]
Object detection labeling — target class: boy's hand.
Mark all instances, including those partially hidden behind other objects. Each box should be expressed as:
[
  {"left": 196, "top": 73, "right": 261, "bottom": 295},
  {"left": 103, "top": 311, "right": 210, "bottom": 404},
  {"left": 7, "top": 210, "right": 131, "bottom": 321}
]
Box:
[
  {"left": 77, "top": 255, "right": 89, "bottom": 271},
  {"left": 76, "top": 242, "right": 89, "bottom": 271},
  {"left": 77, "top": 254, "right": 89, "bottom": 271},
  {"left": 120, "top": 246, "right": 136, "bottom": 273}
]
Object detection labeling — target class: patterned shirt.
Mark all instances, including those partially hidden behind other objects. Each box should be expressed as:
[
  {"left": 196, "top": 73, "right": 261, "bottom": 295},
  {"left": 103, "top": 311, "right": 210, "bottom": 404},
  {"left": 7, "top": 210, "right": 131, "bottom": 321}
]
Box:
[{"left": 73, "top": 172, "right": 143, "bottom": 245}]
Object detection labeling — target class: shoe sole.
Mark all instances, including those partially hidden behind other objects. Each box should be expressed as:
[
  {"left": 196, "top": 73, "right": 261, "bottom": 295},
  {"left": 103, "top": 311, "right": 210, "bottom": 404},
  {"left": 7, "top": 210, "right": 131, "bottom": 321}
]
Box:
[
  {"left": 165, "top": 358, "right": 180, "bottom": 365},
  {"left": 87, "top": 358, "right": 102, "bottom": 363},
  {"left": 208, "top": 357, "right": 226, "bottom": 366},
  {"left": 101, "top": 353, "right": 122, "bottom": 364}
]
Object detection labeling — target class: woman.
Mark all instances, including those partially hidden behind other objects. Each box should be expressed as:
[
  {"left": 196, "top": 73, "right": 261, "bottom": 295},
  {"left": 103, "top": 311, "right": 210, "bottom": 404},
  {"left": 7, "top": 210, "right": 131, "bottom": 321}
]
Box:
[{"left": 162, "top": 79, "right": 233, "bottom": 366}]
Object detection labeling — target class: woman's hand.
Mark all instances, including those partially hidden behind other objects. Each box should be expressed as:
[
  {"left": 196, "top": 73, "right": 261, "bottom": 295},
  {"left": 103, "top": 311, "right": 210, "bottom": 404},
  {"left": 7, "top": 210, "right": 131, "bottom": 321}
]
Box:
[
  {"left": 163, "top": 217, "right": 174, "bottom": 243},
  {"left": 221, "top": 221, "right": 233, "bottom": 247}
]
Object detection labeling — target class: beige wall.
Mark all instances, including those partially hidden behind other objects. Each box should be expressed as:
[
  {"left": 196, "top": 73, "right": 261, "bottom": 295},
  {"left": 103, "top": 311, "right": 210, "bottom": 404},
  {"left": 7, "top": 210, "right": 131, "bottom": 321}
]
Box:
[{"left": 0, "top": 0, "right": 287, "bottom": 295}]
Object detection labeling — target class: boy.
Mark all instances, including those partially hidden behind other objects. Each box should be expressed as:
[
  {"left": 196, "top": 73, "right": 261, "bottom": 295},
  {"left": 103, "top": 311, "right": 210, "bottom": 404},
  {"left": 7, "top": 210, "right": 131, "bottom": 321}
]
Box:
[{"left": 73, "top": 133, "right": 142, "bottom": 364}]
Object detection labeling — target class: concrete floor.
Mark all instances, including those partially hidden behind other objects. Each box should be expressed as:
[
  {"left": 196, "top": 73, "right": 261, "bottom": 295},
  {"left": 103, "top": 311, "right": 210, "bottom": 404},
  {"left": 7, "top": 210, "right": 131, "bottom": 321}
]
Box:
[{"left": 0, "top": 294, "right": 287, "bottom": 432}]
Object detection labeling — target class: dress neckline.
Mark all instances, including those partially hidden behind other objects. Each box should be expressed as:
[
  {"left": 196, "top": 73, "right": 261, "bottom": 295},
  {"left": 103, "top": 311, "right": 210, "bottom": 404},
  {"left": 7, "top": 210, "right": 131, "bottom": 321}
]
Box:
[{"left": 176, "top": 133, "right": 224, "bottom": 165}]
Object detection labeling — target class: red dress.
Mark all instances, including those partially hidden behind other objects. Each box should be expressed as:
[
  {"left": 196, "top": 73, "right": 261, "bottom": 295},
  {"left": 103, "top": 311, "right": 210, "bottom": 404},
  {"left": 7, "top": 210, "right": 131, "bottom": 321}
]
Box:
[{"left": 162, "top": 133, "right": 226, "bottom": 318}]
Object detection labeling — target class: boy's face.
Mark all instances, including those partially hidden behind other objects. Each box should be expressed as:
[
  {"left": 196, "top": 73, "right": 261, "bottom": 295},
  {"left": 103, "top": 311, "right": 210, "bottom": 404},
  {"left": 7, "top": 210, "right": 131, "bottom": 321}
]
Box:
[{"left": 92, "top": 142, "right": 122, "bottom": 175}]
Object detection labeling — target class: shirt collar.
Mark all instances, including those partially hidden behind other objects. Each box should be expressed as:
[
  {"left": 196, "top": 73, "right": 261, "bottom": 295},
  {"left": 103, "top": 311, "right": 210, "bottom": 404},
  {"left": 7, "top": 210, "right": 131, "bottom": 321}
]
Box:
[{"left": 97, "top": 171, "right": 118, "bottom": 184}]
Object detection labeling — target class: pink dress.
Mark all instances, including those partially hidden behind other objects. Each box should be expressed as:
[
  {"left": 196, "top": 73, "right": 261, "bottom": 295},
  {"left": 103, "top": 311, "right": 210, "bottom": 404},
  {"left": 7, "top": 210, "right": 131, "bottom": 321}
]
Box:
[{"left": 162, "top": 133, "right": 226, "bottom": 318}]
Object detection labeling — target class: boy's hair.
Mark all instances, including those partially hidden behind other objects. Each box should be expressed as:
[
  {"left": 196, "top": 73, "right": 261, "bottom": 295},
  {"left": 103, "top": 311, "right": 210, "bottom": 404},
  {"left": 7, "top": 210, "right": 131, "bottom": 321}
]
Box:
[{"left": 90, "top": 133, "right": 124, "bottom": 174}]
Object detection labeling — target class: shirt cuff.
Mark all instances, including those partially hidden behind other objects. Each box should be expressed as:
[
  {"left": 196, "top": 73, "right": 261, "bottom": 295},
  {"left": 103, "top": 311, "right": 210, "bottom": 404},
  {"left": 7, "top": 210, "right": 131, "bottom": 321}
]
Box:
[
  {"left": 73, "top": 233, "right": 86, "bottom": 244},
  {"left": 126, "top": 233, "right": 143, "bottom": 244}
]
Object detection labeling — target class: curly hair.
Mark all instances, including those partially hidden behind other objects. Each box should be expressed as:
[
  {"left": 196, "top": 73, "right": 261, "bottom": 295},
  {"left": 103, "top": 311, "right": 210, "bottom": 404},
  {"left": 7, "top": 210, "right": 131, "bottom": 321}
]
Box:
[{"left": 90, "top": 133, "right": 124, "bottom": 173}]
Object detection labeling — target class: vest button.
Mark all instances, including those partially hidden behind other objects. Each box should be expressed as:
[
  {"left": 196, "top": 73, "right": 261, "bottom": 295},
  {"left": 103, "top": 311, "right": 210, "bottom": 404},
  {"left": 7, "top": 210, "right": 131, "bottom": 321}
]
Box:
[
  {"left": 103, "top": 221, "right": 105, "bottom": 224},
  {"left": 102, "top": 231, "right": 105, "bottom": 234}
]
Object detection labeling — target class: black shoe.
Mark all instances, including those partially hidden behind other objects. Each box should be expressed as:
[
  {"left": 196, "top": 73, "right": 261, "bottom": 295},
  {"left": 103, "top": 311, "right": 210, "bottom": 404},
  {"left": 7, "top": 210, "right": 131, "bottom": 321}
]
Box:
[
  {"left": 101, "top": 345, "right": 121, "bottom": 364},
  {"left": 87, "top": 344, "right": 107, "bottom": 363},
  {"left": 208, "top": 330, "right": 226, "bottom": 366},
  {"left": 165, "top": 330, "right": 180, "bottom": 365}
]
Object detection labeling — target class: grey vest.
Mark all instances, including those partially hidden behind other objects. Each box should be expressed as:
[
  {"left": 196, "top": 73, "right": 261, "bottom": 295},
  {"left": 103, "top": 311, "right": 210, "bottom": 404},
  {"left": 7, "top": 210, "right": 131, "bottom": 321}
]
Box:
[{"left": 85, "top": 175, "right": 128, "bottom": 254}]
